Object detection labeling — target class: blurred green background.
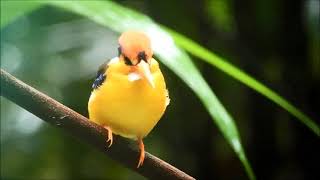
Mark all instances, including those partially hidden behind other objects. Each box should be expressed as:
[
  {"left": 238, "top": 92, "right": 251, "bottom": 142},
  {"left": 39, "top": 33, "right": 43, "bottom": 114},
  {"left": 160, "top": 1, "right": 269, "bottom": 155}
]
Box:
[{"left": 1, "top": 0, "right": 319, "bottom": 179}]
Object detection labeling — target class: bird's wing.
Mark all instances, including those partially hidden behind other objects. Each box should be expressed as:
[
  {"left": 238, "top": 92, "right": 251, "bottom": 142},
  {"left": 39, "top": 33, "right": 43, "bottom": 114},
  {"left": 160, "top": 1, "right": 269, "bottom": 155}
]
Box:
[
  {"left": 91, "top": 57, "right": 120, "bottom": 90},
  {"left": 92, "top": 60, "right": 109, "bottom": 89}
]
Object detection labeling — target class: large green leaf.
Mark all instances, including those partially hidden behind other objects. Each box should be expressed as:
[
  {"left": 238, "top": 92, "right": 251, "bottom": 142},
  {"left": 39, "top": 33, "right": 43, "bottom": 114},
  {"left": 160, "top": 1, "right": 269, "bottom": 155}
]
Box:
[
  {"left": 42, "top": 1, "right": 319, "bottom": 138},
  {"left": 1, "top": 0, "right": 255, "bottom": 179},
  {"left": 166, "top": 30, "right": 320, "bottom": 136},
  {"left": 2, "top": 0, "right": 255, "bottom": 178},
  {"left": 0, "top": 1, "right": 41, "bottom": 28},
  {"left": 2, "top": 0, "right": 317, "bottom": 179}
]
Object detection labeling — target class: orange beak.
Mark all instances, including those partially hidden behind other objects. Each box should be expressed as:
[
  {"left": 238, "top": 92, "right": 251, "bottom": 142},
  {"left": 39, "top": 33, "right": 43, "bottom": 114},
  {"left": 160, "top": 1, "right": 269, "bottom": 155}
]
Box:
[{"left": 137, "top": 60, "right": 155, "bottom": 88}]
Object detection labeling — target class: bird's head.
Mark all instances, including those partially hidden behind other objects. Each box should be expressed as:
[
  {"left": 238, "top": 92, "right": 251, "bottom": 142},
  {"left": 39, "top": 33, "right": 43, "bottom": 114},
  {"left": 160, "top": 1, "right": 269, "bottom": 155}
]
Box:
[{"left": 118, "top": 31, "right": 155, "bottom": 88}]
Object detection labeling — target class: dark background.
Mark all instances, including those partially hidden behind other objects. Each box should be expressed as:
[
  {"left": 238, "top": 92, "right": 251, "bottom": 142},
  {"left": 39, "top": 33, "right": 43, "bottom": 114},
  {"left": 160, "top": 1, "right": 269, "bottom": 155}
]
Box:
[{"left": 1, "top": 0, "right": 319, "bottom": 179}]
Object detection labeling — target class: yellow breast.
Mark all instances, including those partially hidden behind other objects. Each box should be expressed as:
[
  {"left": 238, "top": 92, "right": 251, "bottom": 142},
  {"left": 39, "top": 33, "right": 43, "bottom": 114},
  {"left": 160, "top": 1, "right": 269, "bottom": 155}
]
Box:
[{"left": 88, "top": 58, "right": 169, "bottom": 139}]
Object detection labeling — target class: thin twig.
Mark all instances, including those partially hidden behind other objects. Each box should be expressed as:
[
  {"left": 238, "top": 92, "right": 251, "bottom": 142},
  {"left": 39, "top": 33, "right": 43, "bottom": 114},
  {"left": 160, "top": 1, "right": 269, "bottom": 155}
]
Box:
[{"left": 0, "top": 69, "right": 195, "bottom": 180}]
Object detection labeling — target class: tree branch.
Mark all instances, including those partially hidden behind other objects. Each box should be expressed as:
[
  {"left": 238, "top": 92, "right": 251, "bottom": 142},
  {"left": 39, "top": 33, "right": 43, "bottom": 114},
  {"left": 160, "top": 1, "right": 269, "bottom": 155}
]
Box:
[{"left": 0, "top": 69, "right": 195, "bottom": 180}]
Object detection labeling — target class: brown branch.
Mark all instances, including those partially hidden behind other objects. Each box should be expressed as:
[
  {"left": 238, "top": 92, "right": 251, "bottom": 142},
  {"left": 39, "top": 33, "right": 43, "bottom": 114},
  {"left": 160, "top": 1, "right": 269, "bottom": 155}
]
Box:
[{"left": 0, "top": 69, "right": 195, "bottom": 180}]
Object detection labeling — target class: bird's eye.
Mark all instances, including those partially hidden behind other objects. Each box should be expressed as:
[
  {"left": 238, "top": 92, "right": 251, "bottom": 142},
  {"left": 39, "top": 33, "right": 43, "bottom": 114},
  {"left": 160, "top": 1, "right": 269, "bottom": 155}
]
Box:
[
  {"left": 124, "top": 56, "right": 133, "bottom": 66},
  {"left": 138, "top": 51, "right": 146, "bottom": 61},
  {"left": 118, "top": 46, "right": 122, "bottom": 57}
]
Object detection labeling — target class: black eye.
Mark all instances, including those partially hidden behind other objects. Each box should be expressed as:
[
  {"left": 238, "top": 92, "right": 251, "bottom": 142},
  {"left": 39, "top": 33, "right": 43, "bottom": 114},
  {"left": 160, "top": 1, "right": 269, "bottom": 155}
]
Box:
[
  {"left": 118, "top": 46, "right": 122, "bottom": 57},
  {"left": 124, "top": 56, "right": 133, "bottom": 66},
  {"left": 138, "top": 51, "right": 146, "bottom": 61}
]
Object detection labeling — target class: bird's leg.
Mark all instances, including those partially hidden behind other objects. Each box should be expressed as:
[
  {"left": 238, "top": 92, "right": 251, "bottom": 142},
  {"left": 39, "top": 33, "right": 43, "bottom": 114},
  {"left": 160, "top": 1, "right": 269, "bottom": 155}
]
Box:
[
  {"left": 103, "top": 126, "right": 113, "bottom": 147},
  {"left": 137, "top": 138, "right": 145, "bottom": 168}
]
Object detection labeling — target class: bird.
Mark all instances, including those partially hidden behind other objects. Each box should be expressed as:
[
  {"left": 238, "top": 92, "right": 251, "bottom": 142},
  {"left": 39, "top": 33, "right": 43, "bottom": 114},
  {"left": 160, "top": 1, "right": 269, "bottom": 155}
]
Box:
[{"left": 88, "top": 31, "right": 170, "bottom": 168}]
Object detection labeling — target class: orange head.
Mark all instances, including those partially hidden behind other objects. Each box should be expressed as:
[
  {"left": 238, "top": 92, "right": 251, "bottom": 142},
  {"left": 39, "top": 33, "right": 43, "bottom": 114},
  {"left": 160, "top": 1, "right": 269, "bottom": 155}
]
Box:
[
  {"left": 118, "top": 31, "right": 155, "bottom": 88},
  {"left": 118, "top": 31, "right": 153, "bottom": 65}
]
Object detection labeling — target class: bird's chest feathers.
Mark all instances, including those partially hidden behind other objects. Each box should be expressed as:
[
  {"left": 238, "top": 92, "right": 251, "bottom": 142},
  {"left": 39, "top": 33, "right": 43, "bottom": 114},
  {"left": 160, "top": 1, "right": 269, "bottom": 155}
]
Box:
[
  {"left": 94, "top": 69, "right": 165, "bottom": 108},
  {"left": 89, "top": 57, "right": 167, "bottom": 123}
]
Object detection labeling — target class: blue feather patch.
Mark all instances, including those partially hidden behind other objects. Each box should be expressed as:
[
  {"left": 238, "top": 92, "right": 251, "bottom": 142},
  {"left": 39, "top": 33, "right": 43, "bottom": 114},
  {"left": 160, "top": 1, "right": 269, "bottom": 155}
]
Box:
[
  {"left": 92, "top": 61, "right": 108, "bottom": 89},
  {"left": 92, "top": 73, "right": 106, "bottom": 89}
]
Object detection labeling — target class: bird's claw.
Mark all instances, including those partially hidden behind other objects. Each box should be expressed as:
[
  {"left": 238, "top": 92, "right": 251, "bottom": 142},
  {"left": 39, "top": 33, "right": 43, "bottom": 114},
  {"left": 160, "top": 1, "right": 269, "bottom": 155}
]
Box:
[
  {"left": 137, "top": 138, "right": 145, "bottom": 168},
  {"left": 103, "top": 126, "right": 113, "bottom": 147}
]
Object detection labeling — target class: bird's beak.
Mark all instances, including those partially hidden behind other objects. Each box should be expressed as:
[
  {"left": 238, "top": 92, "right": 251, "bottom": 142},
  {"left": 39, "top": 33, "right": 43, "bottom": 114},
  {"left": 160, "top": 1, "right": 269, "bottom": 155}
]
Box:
[{"left": 137, "top": 60, "right": 155, "bottom": 88}]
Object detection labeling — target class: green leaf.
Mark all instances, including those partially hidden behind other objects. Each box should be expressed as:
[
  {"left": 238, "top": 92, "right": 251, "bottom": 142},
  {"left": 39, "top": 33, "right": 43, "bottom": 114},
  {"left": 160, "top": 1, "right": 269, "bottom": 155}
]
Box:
[
  {"left": 43, "top": 0, "right": 319, "bottom": 138},
  {"left": 0, "top": 0, "right": 255, "bottom": 179},
  {"left": 0, "top": 1, "right": 41, "bottom": 28},
  {"left": 165, "top": 29, "right": 320, "bottom": 136},
  {"left": 3, "top": 0, "right": 317, "bottom": 178}
]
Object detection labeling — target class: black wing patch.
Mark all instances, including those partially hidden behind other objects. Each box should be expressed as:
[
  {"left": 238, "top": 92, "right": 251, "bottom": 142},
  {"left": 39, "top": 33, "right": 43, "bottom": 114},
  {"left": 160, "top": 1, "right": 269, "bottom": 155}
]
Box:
[{"left": 92, "top": 61, "right": 108, "bottom": 89}]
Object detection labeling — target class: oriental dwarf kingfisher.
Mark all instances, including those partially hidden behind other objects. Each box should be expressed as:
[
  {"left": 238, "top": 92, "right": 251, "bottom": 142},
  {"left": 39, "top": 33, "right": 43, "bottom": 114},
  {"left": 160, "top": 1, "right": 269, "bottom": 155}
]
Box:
[{"left": 88, "top": 31, "right": 170, "bottom": 168}]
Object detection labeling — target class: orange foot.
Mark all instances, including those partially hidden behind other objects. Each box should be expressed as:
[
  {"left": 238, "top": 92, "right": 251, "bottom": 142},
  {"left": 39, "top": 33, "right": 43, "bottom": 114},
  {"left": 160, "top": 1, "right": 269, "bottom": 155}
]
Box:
[
  {"left": 137, "top": 138, "right": 145, "bottom": 168},
  {"left": 103, "top": 126, "right": 113, "bottom": 147}
]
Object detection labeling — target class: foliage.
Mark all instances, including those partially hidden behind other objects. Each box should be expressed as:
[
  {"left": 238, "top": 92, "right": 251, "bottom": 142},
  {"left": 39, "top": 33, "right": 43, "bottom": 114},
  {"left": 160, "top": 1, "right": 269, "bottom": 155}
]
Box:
[{"left": 1, "top": 0, "right": 318, "bottom": 179}]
